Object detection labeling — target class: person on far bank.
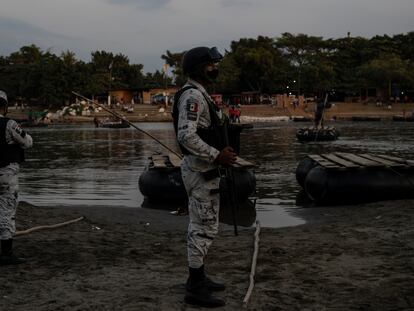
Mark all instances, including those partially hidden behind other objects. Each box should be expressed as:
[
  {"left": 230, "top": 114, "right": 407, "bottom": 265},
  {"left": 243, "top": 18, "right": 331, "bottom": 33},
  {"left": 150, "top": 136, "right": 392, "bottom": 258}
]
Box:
[
  {"left": 0, "top": 90, "right": 33, "bottom": 265},
  {"left": 314, "top": 94, "right": 330, "bottom": 128},
  {"left": 172, "top": 47, "right": 236, "bottom": 308}
]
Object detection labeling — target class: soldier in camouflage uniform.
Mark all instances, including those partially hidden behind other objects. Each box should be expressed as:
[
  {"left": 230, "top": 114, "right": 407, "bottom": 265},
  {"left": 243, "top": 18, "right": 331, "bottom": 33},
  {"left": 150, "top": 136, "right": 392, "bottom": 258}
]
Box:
[
  {"left": 172, "top": 47, "right": 237, "bottom": 308},
  {"left": 0, "top": 90, "right": 33, "bottom": 265}
]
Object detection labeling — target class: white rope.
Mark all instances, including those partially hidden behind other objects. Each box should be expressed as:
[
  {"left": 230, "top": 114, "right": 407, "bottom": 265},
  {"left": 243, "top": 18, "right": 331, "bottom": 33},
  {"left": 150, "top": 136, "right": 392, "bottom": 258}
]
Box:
[
  {"left": 15, "top": 217, "right": 84, "bottom": 236},
  {"left": 243, "top": 220, "right": 261, "bottom": 306}
]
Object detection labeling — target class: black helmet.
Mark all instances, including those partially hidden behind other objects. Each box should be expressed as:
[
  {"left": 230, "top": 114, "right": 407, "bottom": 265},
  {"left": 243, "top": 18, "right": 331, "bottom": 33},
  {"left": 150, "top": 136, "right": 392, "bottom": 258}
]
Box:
[
  {"left": 0, "top": 90, "right": 8, "bottom": 107},
  {"left": 182, "top": 47, "right": 223, "bottom": 75}
]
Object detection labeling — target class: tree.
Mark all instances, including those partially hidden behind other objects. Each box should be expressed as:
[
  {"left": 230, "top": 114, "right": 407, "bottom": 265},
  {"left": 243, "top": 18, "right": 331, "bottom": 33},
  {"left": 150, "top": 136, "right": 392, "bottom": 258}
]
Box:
[
  {"left": 161, "top": 50, "right": 185, "bottom": 86},
  {"left": 275, "top": 33, "right": 332, "bottom": 96},
  {"left": 226, "top": 36, "right": 288, "bottom": 94},
  {"left": 329, "top": 36, "right": 371, "bottom": 98},
  {"left": 358, "top": 53, "right": 413, "bottom": 100}
]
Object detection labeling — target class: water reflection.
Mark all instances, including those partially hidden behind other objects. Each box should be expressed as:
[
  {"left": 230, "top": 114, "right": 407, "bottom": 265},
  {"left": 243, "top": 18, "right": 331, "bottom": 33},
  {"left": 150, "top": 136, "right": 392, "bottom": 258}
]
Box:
[{"left": 19, "top": 121, "right": 414, "bottom": 228}]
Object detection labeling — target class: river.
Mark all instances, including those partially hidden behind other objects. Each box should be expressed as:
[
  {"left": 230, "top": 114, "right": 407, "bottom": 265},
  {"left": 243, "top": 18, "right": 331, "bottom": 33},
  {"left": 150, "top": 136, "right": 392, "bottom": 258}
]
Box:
[{"left": 19, "top": 121, "right": 414, "bottom": 228}]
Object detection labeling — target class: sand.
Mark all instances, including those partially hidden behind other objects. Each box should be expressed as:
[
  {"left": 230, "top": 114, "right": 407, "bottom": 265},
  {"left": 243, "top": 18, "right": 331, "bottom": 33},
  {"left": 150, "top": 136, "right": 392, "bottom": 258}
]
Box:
[{"left": 0, "top": 200, "right": 413, "bottom": 310}]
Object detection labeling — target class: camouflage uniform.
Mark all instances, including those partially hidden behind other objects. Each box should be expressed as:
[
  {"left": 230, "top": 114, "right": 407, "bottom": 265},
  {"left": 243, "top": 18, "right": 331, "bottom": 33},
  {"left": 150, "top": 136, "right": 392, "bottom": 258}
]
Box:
[
  {"left": 0, "top": 116, "right": 33, "bottom": 240},
  {"left": 177, "top": 79, "right": 222, "bottom": 269}
]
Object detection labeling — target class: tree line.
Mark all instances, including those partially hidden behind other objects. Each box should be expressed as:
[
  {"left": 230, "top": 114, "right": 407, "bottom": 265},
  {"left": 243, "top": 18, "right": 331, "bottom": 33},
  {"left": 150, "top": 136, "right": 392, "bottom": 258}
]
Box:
[{"left": 1, "top": 32, "right": 414, "bottom": 107}]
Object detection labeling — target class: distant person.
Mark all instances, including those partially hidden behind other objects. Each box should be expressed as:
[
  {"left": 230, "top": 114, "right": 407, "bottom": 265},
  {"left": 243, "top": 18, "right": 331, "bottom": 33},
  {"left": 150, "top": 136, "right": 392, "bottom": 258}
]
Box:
[
  {"left": 234, "top": 104, "right": 241, "bottom": 123},
  {"left": 0, "top": 90, "right": 33, "bottom": 265},
  {"left": 376, "top": 98, "right": 382, "bottom": 107},
  {"left": 228, "top": 105, "right": 236, "bottom": 123},
  {"left": 314, "top": 94, "right": 330, "bottom": 128},
  {"left": 93, "top": 116, "right": 100, "bottom": 128}
]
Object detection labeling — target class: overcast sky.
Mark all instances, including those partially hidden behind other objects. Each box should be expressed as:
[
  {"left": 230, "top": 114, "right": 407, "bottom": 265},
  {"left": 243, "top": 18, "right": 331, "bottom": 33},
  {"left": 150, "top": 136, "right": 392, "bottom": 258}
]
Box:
[{"left": 1, "top": 0, "right": 413, "bottom": 72}]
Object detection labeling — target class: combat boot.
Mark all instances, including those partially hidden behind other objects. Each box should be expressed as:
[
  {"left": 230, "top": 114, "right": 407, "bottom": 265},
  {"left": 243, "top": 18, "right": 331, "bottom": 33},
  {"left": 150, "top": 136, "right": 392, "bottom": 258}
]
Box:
[
  {"left": 0, "top": 239, "right": 26, "bottom": 266},
  {"left": 186, "top": 265, "right": 225, "bottom": 292},
  {"left": 185, "top": 266, "right": 225, "bottom": 308}
]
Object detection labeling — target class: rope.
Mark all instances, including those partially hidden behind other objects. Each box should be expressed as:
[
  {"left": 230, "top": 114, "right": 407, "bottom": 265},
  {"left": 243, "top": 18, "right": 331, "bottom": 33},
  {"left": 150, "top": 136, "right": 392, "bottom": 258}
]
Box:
[
  {"left": 243, "top": 220, "right": 261, "bottom": 306},
  {"left": 72, "top": 91, "right": 183, "bottom": 159},
  {"left": 15, "top": 217, "right": 84, "bottom": 236}
]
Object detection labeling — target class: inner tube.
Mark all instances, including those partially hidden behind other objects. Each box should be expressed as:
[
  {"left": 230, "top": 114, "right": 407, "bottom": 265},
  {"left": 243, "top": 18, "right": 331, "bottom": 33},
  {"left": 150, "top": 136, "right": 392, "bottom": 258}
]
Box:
[{"left": 139, "top": 166, "right": 256, "bottom": 203}]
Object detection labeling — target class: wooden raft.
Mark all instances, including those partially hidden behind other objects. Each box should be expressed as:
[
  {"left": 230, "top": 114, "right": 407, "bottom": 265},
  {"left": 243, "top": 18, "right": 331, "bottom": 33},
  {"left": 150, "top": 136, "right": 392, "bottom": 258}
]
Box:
[
  {"left": 150, "top": 153, "right": 255, "bottom": 169},
  {"left": 307, "top": 153, "right": 414, "bottom": 170}
]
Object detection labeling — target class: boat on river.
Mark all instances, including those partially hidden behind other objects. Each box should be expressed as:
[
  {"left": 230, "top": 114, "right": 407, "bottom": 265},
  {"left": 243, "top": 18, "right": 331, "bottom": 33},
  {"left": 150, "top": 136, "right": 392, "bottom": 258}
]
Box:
[
  {"left": 393, "top": 115, "right": 414, "bottom": 122},
  {"left": 291, "top": 116, "right": 313, "bottom": 122},
  {"left": 351, "top": 116, "right": 381, "bottom": 121},
  {"left": 296, "top": 152, "right": 414, "bottom": 204},
  {"left": 139, "top": 153, "right": 256, "bottom": 204},
  {"left": 99, "top": 120, "right": 130, "bottom": 128},
  {"left": 139, "top": 153, "right": 257, "bottom": 226},
  {"left": 296, "top": 126, "right": 339, "bottom": 142}
]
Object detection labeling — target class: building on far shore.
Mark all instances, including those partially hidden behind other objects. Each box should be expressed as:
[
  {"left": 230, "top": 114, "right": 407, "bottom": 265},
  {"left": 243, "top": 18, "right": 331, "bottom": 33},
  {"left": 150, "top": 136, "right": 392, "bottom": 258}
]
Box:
[{"left": 93, "top": 86, "right": 179, "bottom": 107}]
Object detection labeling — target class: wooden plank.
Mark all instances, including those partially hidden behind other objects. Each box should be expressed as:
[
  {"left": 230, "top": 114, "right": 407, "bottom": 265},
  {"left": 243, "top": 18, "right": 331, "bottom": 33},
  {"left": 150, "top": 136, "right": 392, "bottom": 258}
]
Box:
[
  {"left": 234, "top": 156, "right": 255, "bottom": 168},
  {"left": 359, "top": 154, "right": 407, "bottom": 167},
  {"left": 168, "top": 153, "right": 182, "bottom": 167},
  {"left": 335, "top": 152, "right": 383, "bottom": 167},
  {"left": 374, "top": 154, "right": 414, "bottom": 166},
  {"left": 151, "top": 154, "right": 167, "bottom": 168},
  {"left": 307, "top": 154, "right": 341, "bottom": 168},
  {"left": 321, "top": 153, "right": 361, "bottom": 168}
]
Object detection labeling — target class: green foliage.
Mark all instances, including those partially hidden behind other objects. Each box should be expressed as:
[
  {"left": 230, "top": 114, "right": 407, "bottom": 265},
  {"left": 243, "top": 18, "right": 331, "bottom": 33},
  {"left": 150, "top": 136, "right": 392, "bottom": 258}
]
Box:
[
  {"left": 161, "top": 50, "right": 185, "bottom": 86},
  {"left": 1, "top": 32, "right": 414, "bottom": 107}
]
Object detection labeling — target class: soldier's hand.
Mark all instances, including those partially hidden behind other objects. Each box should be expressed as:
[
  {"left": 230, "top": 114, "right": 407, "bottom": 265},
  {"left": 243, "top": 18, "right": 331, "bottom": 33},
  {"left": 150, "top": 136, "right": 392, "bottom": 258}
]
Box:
[{"left": 215, "top": 146, "right": 237, "bottom": 166}]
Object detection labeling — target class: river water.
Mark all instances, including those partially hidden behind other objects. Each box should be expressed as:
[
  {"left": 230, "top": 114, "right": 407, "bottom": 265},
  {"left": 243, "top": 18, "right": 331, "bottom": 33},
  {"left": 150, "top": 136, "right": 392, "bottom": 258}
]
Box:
[{"left": 19, "top": 121, "right": 414, "bottom": 228}]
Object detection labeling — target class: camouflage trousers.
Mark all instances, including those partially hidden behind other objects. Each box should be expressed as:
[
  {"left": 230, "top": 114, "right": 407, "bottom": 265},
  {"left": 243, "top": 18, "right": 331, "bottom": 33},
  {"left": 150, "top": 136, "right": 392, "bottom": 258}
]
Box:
[
  {"left": 181, "top": 160, "right": 220, "bottom": 269},
  {"left": 0, "top": 164, "right": 19, "bottom": 240}
]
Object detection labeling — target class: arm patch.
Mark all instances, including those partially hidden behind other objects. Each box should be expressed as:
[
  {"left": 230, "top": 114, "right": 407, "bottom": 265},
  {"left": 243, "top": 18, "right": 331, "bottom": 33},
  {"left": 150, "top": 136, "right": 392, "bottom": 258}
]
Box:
[
  {"left": 13, "top": 124, "right": 26, "bottom": 137},
  {"left": 187, "top": 102, "right": 199, "bottom": 113}
]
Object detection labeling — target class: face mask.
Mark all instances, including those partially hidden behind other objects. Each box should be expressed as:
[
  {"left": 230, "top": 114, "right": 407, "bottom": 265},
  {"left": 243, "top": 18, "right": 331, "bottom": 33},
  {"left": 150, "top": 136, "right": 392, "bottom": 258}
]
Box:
[{"left": 205, "top": 68, "right": 219, "bottom": 81}]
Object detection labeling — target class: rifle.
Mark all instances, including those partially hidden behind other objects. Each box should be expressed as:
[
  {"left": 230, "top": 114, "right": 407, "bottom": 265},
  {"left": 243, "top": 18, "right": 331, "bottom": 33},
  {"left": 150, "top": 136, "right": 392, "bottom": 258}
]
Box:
[{"left": 221, "top": 118, "right": 239, "bottom": 236}]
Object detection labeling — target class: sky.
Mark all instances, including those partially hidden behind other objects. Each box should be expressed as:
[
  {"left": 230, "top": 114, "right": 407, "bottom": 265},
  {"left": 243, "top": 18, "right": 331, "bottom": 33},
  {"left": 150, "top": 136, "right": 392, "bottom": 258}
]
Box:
[{"left": 0, "top": 0, "right": 413, "bottom": 73}]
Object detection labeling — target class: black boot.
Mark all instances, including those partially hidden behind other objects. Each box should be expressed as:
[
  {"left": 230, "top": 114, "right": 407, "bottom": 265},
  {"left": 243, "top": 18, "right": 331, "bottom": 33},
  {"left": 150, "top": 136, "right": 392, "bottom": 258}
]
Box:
[
  {"left": 185, "top": 266, "right": 225, "bottom": 308},
  {"left": 0, "top": 239, "right": 26, "bottom": 266},
  {"left": 193, "top": 265, "right": 226, "bottom": 292}
]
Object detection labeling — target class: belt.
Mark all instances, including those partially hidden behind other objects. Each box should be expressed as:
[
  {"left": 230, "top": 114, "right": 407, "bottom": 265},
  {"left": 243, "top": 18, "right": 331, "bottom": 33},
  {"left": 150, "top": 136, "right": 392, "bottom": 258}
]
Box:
[{"left": 202, "top": 168, "right": 227, "bottom": 181}]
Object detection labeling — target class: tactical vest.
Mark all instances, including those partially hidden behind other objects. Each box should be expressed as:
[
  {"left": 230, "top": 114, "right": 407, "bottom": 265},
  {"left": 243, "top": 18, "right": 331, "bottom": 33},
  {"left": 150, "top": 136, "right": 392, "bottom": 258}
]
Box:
[
  {"left": 0, "top": 117, "right": 25, "bottom": 168},
  {"left": 172, "top": 86, "right": 225, "bottom": 155}
]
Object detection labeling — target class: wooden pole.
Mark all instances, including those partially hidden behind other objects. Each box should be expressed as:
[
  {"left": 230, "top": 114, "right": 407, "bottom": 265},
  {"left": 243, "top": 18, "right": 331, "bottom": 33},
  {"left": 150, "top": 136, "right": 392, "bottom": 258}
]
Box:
[
  {"left": 72, "top": 91, "right": 182, "bottom": 159},
  {"left": 15, "top": 217, "right": 84, "bottom": 236}
]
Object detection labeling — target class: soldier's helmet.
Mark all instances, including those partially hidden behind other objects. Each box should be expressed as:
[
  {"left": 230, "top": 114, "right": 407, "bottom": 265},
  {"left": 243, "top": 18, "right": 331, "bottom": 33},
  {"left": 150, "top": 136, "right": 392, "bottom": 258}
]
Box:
[
  {"left": 182, "top": 47, "right": 223, "bottom": 76},
  {"left": 0, "top": 90, "right": 8, "bottom": 107}
]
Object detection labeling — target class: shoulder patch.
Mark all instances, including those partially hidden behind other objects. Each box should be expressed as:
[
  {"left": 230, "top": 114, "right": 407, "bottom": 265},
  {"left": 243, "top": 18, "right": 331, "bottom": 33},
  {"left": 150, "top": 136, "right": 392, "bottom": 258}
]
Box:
[
  {"left": 12, "top": 122, "right": 26, "bottom": 138},
  {"left": 186, "top": 102, "right": 199, "bottom": 113}
]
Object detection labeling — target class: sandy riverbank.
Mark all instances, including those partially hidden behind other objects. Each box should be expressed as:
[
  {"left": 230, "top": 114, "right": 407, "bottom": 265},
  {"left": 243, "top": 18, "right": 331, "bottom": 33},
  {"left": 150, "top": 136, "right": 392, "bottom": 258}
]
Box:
[
  {"left": 8, "top": 102, "right": 414, "bottom": 124},
  {"left": 1, "top": 200, "right": 413, "bottom": 310}
]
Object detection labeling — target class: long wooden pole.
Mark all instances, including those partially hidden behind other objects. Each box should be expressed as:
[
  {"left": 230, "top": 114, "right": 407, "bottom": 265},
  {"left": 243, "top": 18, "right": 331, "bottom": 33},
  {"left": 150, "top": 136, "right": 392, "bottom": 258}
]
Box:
[
  {"left": 317, "top": 93, "right": 329, "bottom": 128},
  {"left": 15, "top": 217, "right": 84, "bottom": 236},
  {"left": 72, "top": 91, "right": 182, "bottom": 159}
]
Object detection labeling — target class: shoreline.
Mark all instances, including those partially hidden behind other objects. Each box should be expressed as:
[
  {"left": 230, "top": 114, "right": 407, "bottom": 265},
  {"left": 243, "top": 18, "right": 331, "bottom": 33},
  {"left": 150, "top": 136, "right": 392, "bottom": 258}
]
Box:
[
  {"left": 1, "top": 200, "right": 413, "bottom": 310},
  {"left": 8, "top": 102, "right": 414, "bottom": 125}
]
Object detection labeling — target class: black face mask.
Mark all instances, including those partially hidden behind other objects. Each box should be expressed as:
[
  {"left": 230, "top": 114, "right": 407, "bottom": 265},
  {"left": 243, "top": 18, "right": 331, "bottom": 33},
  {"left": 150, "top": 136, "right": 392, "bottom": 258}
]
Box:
[{"left": 205, "top": 68, "right": 219, "bottom": 81}]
